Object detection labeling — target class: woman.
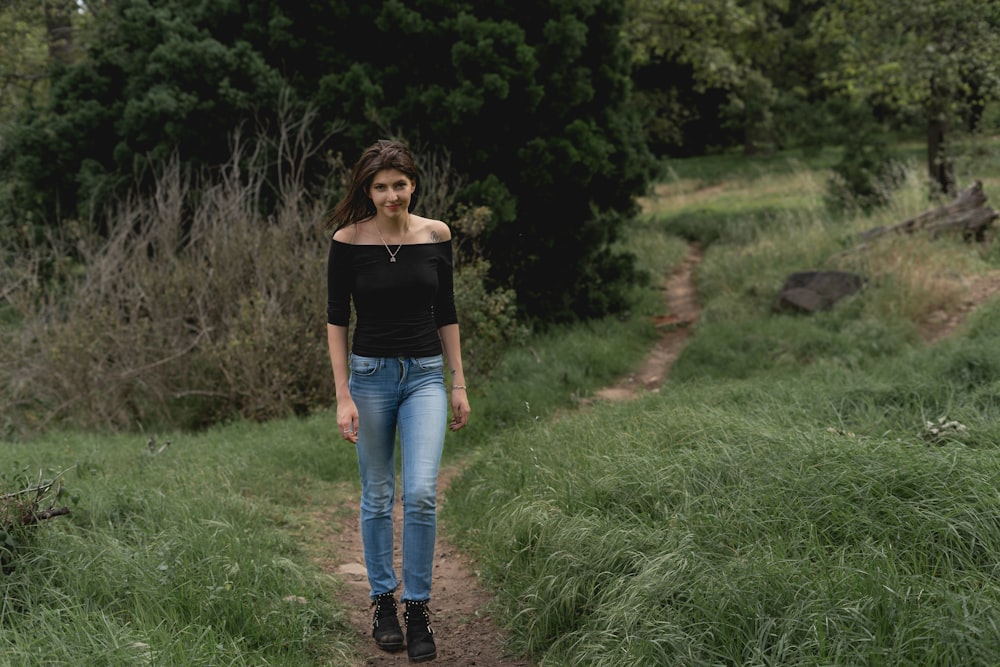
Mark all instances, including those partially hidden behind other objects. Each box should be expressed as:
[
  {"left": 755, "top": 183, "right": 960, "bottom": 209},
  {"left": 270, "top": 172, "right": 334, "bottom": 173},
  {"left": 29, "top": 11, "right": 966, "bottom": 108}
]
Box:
[{"left": 325, "top": 139, "right": 470, "bottom": 663}]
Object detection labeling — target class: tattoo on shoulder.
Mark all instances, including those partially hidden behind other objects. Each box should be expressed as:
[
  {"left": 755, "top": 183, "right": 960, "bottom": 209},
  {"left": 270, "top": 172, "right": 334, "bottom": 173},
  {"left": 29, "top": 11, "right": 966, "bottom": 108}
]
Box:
[{"left": 429, "top": 230, "right": 441, "bottom": 242}]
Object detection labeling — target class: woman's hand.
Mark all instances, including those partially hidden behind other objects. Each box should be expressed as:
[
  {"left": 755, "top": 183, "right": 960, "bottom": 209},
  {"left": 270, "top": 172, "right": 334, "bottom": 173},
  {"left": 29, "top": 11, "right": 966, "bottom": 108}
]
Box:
[
  {"left": 338, "top": 398, "right": 359, "bottom": 443},
  {"left": 449, "top": 389, "right": 470, "bottom": 431}
]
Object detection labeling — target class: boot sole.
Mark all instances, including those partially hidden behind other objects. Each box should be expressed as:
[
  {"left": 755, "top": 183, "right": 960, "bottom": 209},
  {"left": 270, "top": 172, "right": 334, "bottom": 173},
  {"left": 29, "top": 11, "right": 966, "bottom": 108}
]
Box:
[
  {"left": 409, "top": 650, "right": 436, "bottom": 662},
  {"left": 375, "top": 640, "right": 404, "bottom": 652}
]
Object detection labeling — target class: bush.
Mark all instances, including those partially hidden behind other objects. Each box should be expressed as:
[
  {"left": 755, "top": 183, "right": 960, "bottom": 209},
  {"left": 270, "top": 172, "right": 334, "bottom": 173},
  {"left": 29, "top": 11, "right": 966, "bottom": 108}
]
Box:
[
  {"left": 825, "top": 135, "right": 906, "bottom": 213},
  {"left": 451, "top": 207, "right": 526, "bottom": 380},
  {"left": 1, "top": 122, "right": 521, "bottom": 437},
  {"left": 2, "top": 136, "right": 334, "bottom": 433},
  {"left": 0, "top": 467, "right": 71, "bottom": 574},
  {"left": 815, "top": 99, "right": 908, "bottom": 214}
]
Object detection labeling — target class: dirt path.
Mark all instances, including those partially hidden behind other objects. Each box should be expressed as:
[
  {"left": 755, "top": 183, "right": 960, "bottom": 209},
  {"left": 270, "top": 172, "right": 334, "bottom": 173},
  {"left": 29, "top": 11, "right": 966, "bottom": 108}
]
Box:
[
  {"left": 918, "top": 269, "right": 1000, "bottom": 344},
  {"left": 320, "top": 243, "right": 705, "bottom": 666},
  {"left": 589, "top": 243, "right": 703, "bottom": 402},
  {"left": 328, "top": 466, "right": 530, "bottom": 666},
  {"left": 320, "top": 243, "right": 1000, "bottom": 666}
]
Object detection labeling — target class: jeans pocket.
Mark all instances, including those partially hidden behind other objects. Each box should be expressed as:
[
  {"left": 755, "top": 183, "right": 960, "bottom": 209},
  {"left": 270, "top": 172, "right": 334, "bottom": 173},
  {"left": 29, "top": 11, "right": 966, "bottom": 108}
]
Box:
[
  {"left": 349, "top": 355, "right": 381, "bottom": 376},
  {"left": 414, "top": 355, "right": 444, "bottom": 371}
]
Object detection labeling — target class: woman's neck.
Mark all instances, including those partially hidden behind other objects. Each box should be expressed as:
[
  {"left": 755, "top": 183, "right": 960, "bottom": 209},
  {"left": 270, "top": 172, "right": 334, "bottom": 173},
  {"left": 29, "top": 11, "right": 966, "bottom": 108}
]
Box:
[
  {"left": 374, "top": 211, "right": 409, "bottom": 233},
  {"left": 372, "top": 212, "right": 410, "bottom": 243}
]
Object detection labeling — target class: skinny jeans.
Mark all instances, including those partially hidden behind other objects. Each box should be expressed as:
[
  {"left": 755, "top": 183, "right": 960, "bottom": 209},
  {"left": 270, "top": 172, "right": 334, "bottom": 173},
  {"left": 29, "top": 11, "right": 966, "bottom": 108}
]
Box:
[{"left": 349, "top": 354, "right": 446, "bottom": 603}]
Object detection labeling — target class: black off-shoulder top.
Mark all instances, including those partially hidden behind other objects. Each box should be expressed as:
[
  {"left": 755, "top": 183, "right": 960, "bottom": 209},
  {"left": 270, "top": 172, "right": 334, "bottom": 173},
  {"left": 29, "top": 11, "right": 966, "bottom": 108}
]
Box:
[{"left": 327, "top": 240, "right": 458, "bottom": 357}]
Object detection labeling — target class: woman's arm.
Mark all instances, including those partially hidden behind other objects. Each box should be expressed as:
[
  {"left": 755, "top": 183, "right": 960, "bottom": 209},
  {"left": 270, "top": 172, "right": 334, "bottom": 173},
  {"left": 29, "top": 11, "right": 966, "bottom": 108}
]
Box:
[
  {"left": 328, "top": 323, "right": 358, "bottom": 443},
  {"left": 439, "top": 323, "right": 470, "bottom": 431}
]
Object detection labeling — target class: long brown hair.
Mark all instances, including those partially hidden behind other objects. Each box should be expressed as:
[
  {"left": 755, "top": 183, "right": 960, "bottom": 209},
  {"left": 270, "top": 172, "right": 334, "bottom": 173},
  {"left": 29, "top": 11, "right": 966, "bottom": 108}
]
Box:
[{"left": 324, "top": 139, "right": 420, "bottom": 232}]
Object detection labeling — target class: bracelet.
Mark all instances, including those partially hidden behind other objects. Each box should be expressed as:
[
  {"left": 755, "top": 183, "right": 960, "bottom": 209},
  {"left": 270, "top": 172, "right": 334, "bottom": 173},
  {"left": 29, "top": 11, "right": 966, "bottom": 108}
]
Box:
[{"left": 452, "top": 385, "right": 467, "bottom": 390}]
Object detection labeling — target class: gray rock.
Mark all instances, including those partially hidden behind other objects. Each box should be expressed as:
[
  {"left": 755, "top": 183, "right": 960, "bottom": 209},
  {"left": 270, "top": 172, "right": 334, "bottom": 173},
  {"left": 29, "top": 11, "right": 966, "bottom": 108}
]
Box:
[{"left": 773, "top": 270, "right": 865, "bottom": 314}]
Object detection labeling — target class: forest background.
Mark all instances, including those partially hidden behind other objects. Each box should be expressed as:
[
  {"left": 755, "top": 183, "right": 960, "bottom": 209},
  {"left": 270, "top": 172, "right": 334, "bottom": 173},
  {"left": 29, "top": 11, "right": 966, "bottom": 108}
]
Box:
[
  {"left": 2, "top": 0, "right": 998, "bottom": 436},
  {"left": 2, "top": 2, "right": 1000, "bottom": 664}
]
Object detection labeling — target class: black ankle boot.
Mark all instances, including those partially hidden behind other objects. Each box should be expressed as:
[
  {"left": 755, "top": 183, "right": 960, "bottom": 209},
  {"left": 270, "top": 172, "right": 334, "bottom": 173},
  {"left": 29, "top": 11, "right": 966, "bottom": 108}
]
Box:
[
  {"left": 404, "top": 599, "right": 436, "bottom": 662},
  {"left": 370, "top": 592, "right": 404, "bottom": 652}
]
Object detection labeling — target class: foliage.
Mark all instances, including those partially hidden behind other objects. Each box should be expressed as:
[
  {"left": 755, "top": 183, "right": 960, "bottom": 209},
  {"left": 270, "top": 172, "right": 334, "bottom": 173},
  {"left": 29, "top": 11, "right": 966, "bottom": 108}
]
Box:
[
  {"left": 0, "top": 466, "right": 71, "bottom": 574},
  {"left": 625, "top": 0, "right": 830, "bottom": 156},
  {"left": 0, "top": 113, "right": 523, "bottom": 437},
  {"left": 0, "top": 1, "right": 51, "bottom": 125},
  {"left": 824, "top": 102, "right": 907, "bottom": 212},
  {"left": 0, "top": 112, "right": 332, "bottom": 434},
  {"left": 813, "top": 0, "right": 1000, "bottom": 118},
  {"left": 0, "top": 0, "right": 289, "bottom": 230},
  {"left": 450, "top": 206, "right": 527, "bottom": 380},
  {"left": 624, "top": 0, "right": 1000, "bottom": 195},
  {"left": 310, "top": 0, "right": 657, "bottom": 322},
  {"left": 0, "top": 0, "right": 656, "bottom": 325},
  {"left": 811, "top": 0, "right": 1000, "bottom": 192},
  {"left": 630, "top": 59, "right": 736, "bottom": 157}
]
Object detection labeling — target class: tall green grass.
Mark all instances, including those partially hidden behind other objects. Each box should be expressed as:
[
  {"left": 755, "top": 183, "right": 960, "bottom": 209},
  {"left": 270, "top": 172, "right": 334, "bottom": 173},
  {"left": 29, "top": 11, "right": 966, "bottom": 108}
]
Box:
[
  {"left": 1, "top": 421, "right": 362, "bottom": 666},
  {"left": 444, "top": 141, "right": 1000, "bottom": 665},
  {"left": 447, "top": 307, "right": 1000, "bottom": 665}
]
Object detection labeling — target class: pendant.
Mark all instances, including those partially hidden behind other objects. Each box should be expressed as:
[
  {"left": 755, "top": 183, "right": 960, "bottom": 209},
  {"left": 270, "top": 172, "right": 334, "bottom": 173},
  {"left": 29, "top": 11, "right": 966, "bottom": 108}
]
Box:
[{"left": 390, "top": 257, "right": 396, "bottom": 263}]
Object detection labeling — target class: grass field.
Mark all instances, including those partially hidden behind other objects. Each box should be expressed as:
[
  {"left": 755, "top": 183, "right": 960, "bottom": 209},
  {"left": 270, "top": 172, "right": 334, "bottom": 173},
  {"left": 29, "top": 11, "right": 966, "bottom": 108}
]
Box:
[
  {"left": 4, "top": 134, "right": 1000, "bottom": 665},
  {"left": 446, "top": 137, "right": 1000, "bottom": 665}
]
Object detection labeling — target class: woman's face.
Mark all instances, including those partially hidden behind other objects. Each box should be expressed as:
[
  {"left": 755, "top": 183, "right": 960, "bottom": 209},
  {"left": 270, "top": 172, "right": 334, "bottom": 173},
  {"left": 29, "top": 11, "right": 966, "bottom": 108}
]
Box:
[{"left": 368, "top": 169, "right": 415, "bottom": 218}]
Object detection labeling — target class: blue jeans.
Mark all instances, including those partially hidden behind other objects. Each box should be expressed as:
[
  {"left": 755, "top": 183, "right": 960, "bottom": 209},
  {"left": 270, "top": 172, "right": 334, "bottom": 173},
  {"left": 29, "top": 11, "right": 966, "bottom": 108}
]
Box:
[{"left": 349, "top": 354, "right": 447, "bottom": 603}]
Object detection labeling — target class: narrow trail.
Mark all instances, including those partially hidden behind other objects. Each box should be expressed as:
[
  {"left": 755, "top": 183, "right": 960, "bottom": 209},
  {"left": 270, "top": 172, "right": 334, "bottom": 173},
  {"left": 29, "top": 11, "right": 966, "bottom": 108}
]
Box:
[
  {"left": 321, "top": 243, "right": 705, "bottom": 666},
  {"left": 590, "top": 243, "right": 703, "bottom": 402}
]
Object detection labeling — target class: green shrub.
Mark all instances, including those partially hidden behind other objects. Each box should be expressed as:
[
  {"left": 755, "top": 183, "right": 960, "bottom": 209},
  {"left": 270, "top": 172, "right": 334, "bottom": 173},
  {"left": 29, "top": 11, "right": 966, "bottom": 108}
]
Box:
[
  {"left": 823, "top": 102, "right": 907, "bottom": 213},
  {"left": 0, "top": 125, "right": 522, "bottom": 436},
  {"left": 826, "top": 137, "right": 907, "bottom": 213}
]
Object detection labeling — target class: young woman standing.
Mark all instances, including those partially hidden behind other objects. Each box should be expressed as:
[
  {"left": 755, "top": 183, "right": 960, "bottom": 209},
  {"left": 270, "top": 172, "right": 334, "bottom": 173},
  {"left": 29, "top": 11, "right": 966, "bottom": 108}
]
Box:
[{"left": 325, "top": 139, "right": 471, "bottom": 662}]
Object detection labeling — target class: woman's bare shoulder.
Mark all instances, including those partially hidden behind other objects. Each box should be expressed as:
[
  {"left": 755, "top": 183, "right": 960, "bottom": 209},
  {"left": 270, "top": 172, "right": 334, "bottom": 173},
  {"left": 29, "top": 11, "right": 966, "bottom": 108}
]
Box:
[
  {"left": 332, "top": 222, "right": 366, "bottom": 244},
  {"left": 412, "top": 215, "right": 451, "bottom": 242}
]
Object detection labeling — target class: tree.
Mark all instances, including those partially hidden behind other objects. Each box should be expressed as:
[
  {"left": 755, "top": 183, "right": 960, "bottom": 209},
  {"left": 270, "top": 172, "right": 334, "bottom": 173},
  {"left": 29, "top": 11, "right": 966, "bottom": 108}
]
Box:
[
  {"left": 812, "top": 0, "right": 1000, "bottom": 195},
  {"left": 1, "top": 0, "right": 657, "bottom": 324},
  {"left": 0, "top": 0, "right": 290, "bottom": 228},
  {"left": 42, "top": 0, "right": 78, "bottom": 65},
  {"left": 623, "top": 0, "right": 800, "bottom": 155},
  {"left": 304, "top": 0, "right": 656, "bottom": 321},
  {"left": 0, "top": 1, "right": 53, "bottom": 123}
]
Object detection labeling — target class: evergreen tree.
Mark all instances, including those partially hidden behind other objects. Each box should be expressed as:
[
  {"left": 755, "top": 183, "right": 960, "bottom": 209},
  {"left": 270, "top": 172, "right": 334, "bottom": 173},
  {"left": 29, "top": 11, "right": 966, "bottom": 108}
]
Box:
[
  {"left": 0, "top": 0, "right": 656, "bottom": 323},
  {"left": 306, "top": 0, "right": 658, "bottom": 321},
  {"left": 1, "top": 0, "right": 288, "bottom": 228}
]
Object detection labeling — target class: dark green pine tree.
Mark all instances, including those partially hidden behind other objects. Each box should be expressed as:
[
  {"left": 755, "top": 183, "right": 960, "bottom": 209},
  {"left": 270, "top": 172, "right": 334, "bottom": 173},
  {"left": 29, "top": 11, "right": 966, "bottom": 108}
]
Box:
[
  {"left": 1, "top": 0, "right": 656, "bottom": 323},
  {"left": 0, "top": 0, "right": 290, "bottom": 229},
  {"left": 310, "top": 0, "right": 658, "bottom": 321}
]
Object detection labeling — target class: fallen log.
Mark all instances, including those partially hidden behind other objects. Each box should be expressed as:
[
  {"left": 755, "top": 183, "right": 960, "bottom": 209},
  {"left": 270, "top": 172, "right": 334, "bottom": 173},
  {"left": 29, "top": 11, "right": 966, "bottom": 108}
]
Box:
[
  {"left": 857, "top": 180, "right": 998, "bottom": 244},
  {"left": 1, "top": 473, "right": 72, "bottom": 573},
  {"left": 2, "top": 476, "right": 71, "bottom": 531},
  {"left": 17, "top": 505, "right": 72, "bottom": 527}
]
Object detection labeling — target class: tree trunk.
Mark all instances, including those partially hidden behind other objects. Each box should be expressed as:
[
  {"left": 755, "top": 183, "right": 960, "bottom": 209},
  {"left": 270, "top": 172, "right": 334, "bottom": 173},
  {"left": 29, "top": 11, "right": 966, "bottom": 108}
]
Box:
[
  {"left": 43, "top": 0, "right": 76, "bottom": 66},
  {"left": 855, "top": 180, "right": 997, "bottom": 244},
  {"left": 927, "top": 117, "right": 956, "bottom": 197}
]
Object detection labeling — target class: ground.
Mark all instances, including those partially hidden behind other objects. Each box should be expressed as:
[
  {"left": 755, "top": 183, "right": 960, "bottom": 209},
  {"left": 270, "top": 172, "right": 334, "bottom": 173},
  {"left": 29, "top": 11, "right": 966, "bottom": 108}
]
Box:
[
  {"left": 917, "top": 269, "right": 1000, "bottom": 344},
  {"left": 319, "top": 242, "right": 1000, "bottom": 666}
]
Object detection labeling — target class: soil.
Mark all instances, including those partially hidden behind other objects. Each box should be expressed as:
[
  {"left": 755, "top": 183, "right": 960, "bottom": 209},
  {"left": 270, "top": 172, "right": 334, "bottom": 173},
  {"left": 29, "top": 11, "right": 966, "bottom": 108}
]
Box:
[
  {"left": 326, "top": 464, "right": 531, "bottom": 667},
  {"left": 588, "top": 243, "right": 704, "bottom": 403},
  {"left": 917, "top": 269, "right": 1000, "bottom": 344},
  {"left": 318, "top": 242, "right": 1000, "bottom": 667}
]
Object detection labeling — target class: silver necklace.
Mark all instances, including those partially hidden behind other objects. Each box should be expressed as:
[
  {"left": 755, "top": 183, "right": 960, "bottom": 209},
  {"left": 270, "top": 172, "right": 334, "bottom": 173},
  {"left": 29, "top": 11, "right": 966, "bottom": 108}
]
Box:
[{"left": 374, "top": 221, "right": 406, "bottom": 263}]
